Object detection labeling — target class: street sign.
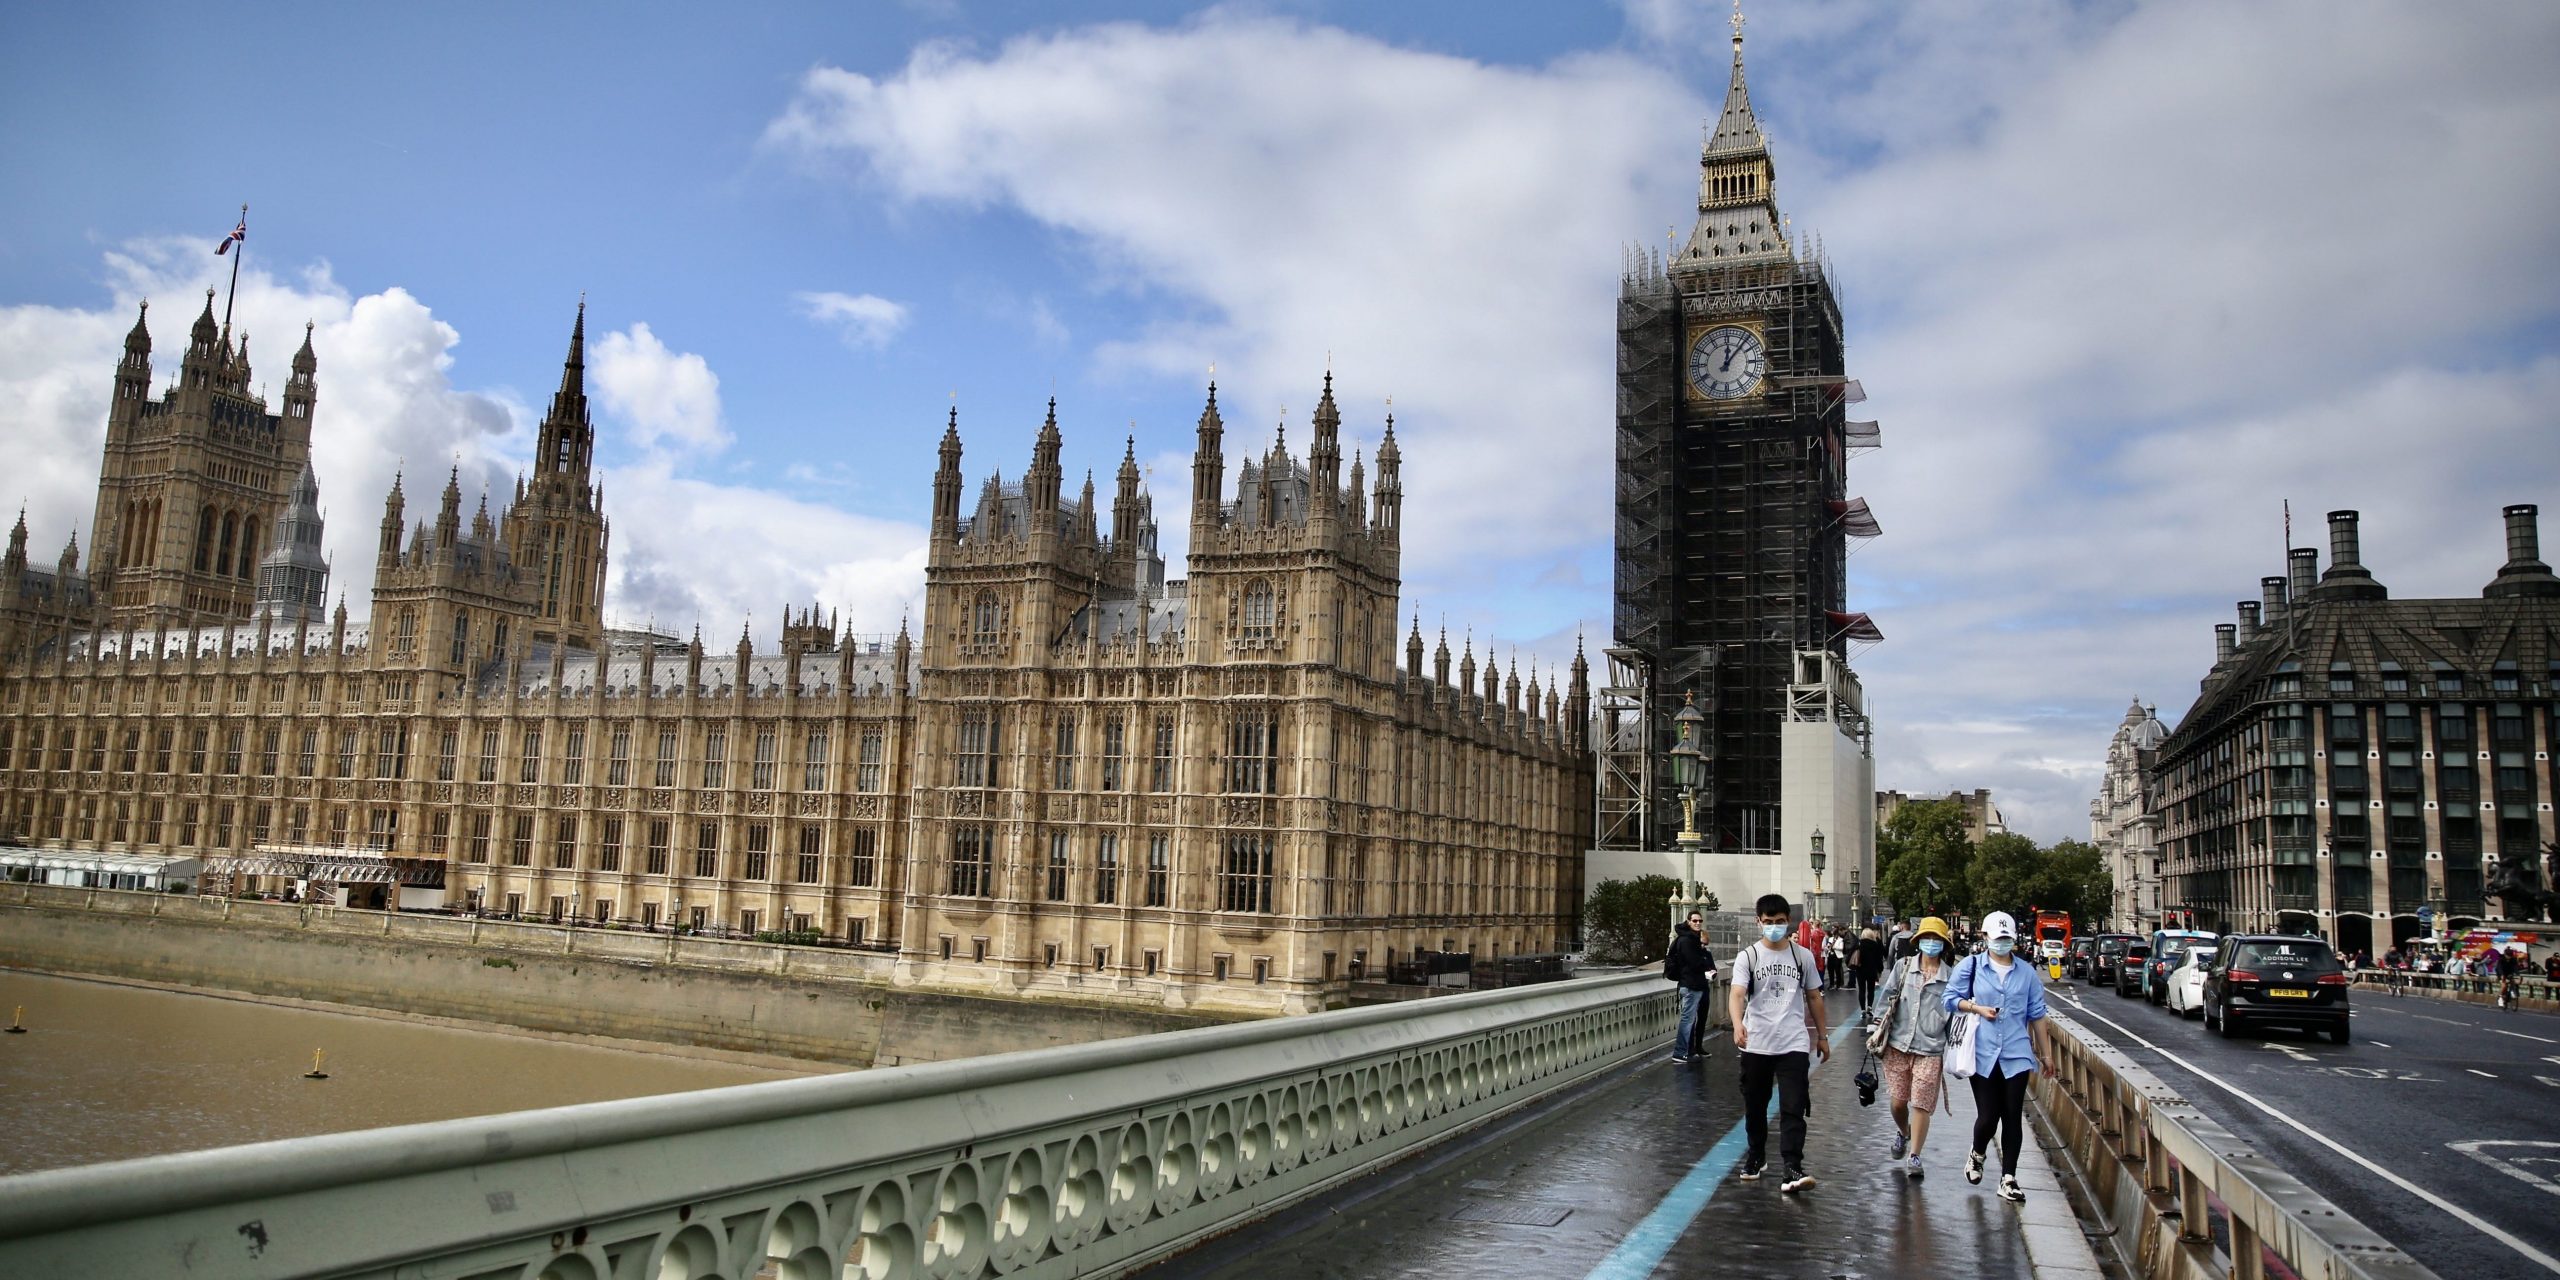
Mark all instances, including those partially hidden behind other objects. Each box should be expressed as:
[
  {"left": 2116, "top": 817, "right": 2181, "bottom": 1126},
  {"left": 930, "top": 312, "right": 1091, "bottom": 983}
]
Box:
[{"left": 2418, "top": 906, "right": 2437, "bottom": 924}]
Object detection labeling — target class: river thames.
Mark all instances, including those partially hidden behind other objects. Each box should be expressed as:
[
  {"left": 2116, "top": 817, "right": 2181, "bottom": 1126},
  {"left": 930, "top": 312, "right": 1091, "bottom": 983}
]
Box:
[{"left": 0, "top": 970, "right": 811, "bottom": 1176}]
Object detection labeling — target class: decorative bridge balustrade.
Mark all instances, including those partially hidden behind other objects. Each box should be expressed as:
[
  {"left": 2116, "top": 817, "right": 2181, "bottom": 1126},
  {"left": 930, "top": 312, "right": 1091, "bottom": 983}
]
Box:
[{"left": 0, "top": 972, "right": 1671, "bottom": 1280}]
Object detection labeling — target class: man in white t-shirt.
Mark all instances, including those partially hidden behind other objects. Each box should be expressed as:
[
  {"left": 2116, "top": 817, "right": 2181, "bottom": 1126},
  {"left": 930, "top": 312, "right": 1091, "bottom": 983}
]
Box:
[{"left": 1729, "top": 892, "right": 1829, "bottom": 1193}]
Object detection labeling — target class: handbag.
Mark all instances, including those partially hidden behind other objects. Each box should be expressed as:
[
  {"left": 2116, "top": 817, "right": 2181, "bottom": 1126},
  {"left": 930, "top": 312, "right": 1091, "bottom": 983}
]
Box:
[
  {"left": 1942, "top": 956, "right": 1980, "bottom": 1080},
  {"left": 1865, "top": 961, "right": 1903, "bottom": 1055}
]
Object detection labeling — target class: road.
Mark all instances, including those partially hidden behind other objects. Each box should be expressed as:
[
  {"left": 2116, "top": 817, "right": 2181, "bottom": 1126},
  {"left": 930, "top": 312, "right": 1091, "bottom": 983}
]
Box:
[{"left": 2048, "top": 972, "right": 2560, "bottom": 1278}]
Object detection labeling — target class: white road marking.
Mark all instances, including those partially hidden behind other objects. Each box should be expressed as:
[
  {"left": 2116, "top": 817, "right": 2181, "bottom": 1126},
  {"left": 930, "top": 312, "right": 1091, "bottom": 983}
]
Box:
[
  {"left": 2259, "top": 1039, "right": 2317, "bottom": 1063},
  {"left": 2538, "top": 1076, "right": 2560, "bottom": 1089},
  {"left": 2415, "top": 1014, "right": 2468, "bottom": 1027},
  {"left": 2057, "top": 991, "right": 2560, "bottom": 1276},
  {"left": 2470, "top": 1069, "right": 2499, "bottom": 1079},
  {"left": 2494, "top": 1029, "right": 2560, "bottom": 1045},
  {"left": 2370, "top": 1041, "right": 2392, "bottom": 1048},
  {"left": 2453, "top": 1142, "right": 2560, "bottom": 1198}
]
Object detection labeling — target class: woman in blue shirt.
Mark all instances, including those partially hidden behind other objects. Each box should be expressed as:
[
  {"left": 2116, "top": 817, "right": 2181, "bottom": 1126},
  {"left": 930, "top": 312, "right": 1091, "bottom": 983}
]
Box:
[{"left": 1942, "top": 911, "right": 2055, "bottom": 1204}]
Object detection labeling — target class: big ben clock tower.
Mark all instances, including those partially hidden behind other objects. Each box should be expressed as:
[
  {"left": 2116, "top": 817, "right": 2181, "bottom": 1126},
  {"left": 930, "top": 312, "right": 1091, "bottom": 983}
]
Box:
[{"left": 1610, "top": 7, "right": 1873, "bottom": 856}]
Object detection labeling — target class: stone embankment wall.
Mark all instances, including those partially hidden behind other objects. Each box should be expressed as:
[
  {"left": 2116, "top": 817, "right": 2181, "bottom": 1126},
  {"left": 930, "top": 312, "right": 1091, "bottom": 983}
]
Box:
[{"left": 0, "top": 884, "right": 1230, "bottom": 1066}]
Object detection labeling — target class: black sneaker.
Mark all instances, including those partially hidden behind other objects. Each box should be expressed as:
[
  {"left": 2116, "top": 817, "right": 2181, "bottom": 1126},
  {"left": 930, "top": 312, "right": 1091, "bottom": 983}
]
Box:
[
  {"left": 1737, "top": 1162, "right": 1764, "bottom": 1182},
  {"left": 1965, "top": 1151, "right": 1985, "bottom": 1184},
  {"left": 1997, "top": 1174, "right": 2025, "bottom": 1203},
  {"left": 1670, "top": 1054, "right": 1691, "bottom": 1064},
  {"left": 1780, "top": 1167, "right": 1816, "bottom": 1194}
]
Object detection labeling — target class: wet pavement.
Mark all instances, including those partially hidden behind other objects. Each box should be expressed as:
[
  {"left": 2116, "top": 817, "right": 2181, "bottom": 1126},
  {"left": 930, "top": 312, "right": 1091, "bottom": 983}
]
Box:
[{"left": 1155, "top": 1017, "right": 2091, "bottom": 1279}]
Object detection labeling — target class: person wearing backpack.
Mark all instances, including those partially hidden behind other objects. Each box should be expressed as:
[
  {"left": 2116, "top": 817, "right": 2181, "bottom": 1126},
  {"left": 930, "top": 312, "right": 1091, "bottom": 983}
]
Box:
[
  {"left": 1666, "top": 911, "right": 1721, "bottom": 1063},
  {"left": 1729, "top": 892, "right": 1829, "bottom": 1193},
  {"left": 1942, "top": 910, "right": 2054, "bottom": 1204}
]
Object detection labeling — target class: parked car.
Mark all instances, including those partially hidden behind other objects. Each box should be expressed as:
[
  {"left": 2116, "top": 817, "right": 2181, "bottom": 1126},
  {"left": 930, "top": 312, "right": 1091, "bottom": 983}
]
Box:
[
  {"left": 2164, "top": 944, "right": 2217, "bottom": 1018},
  {"left": 2091, "top": 933, "right": 2141, "bottom": 986},
  {"left": 2144, "top": 928, "right": 2219, "bottom": 1004},
  {"left": 2067, "top": 936, "right": 2097, "bottom": 978},
  {"left": 2113, "top": 942, "right": 2153, "bottom": 996},
  {"left": 2204, "top": 934, "right": 2350, "bottom": 1043}
]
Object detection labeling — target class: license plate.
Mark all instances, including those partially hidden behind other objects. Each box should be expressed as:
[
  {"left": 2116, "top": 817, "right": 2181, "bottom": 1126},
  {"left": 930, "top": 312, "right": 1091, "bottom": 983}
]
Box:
[{"left": 2264, "top": 988, "right": 2312, "bottom": 999}]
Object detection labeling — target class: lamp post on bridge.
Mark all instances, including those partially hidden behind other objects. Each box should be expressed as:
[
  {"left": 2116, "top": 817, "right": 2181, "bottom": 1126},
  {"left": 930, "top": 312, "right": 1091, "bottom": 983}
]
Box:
[
  {"left": 1809, "top": 828, "right": 1828, "bottom": 926},
  {"left": 1669, "top": 693, "right": 1709, "bottom": 933}
]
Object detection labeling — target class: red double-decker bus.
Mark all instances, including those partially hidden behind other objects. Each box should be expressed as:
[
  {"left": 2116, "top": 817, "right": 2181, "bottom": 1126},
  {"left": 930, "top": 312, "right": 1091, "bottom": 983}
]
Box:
[{"left": 2033, "top": 910, "right": 2073, "bottom": 963}]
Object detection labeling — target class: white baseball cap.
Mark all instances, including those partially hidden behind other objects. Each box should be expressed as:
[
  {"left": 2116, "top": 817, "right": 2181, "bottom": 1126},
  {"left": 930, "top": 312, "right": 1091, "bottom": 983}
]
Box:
[{"left": 1982, "top": 911, "right": 2018, "bottom": 941}]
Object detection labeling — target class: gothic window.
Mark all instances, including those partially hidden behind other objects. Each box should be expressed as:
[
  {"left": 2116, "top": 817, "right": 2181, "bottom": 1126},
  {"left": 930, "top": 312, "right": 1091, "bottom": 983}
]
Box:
[
  {"left": 848, "top": 827, "right": 879, "bottom": 887},
  {"left": 702, "top": 728, "right": 728, "bottom": 788},
  {"left": 1096, "top": 832, "right": 1120, "bottom": 905},
  {"left": 802, "top": 728, "right": 828, "bottom": 791},
  {"left": 646, "top": 820, "right": 671, "bottom": 875},
  {"left": 655, "top": 726, "right": 678, "bottom": 787},
  {"left": 1101, "top": 715, "right": 1126, "bottom": 792},
  {"left": 476, "top": 728, "right": 498, "bottom": 782},
  {"left": 971, "top": 593, "right": 1001, "bottom": 646},
  {"left": 1151, "top": 713, "right": 1176, "bottom": 792},
  {"left": 607, "top": 723, "right": 631, "bottom": 786},
  {"left": 299, "top": 728, "right": 321, "bottom": 778},
  {"left": 1046, "top": 832, "right": 1071, "bottom": 902},
  {"left": 1219, "top": 833, "right": 1275, "bottom": 914},
  {"left": 1225, "top": 711, "right": 1281, "bottom": 794},
  {"left": 744, "top": 824, "right": 770, "bottom": 880},
  {"left": 955, "top": 710, "right": 999, "bottom": 788},
  {"left": 194, "top": 508, "right": 215, "bottom": 573},
  {"left": 375, "top": 724, "right": 408, "bottom": 779},
  {"left": 1146, "top": 834, "right": 1170, "bottom": 907},
  {"left": 119, "top": 729, "right": 140, "bottom": 773},
  {"left": 694, "top": 822, "right": 720, "bottom": 877},
  {"left": 258, "top": 727, "right": 279, "bottom": 776},
  {"left": 600, "top": 818, "right": 624, "bottom": 872},
  {"left": 518, "top": 727, "right": 543, "bottom": 785},
  {"left": 1241, "top": 580, "right": 1276, "bottom": 640},
  {"left": 554, "top": 816, "right": 579, "bottom": 869},
  {"left": 950, "top": 825, "right": 993, "bottom": 897},
  {"left": 857, "top": 729, "right": 885, "bottom": 793},
  {"left": 392, "top": 609, "right": 416, "bottom": 658},
  {"left": 152, "top": 728, "right": 172, "bottom": 774},
  {"left": 511, "top": 815, "right": 535, "bottom": 866},
  {"left": 796, "top": 824, "right": 822, "bottom": 884},
  {"left": 451, "top": 614, "right": 469, "bottom": 665},
  {"left": 1054, "top": 715, "right": 1078, "bottom": 790},
  {"left": 562, "top": 725, "right": 585, "bottom": 784},
  {"left": 752, "top": 727, "right": 778, "bottom": 790}
]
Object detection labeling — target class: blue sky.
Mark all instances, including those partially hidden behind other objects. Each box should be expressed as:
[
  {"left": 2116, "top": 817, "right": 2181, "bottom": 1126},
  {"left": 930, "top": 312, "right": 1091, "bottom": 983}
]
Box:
[{"left": 5, "top": 1, "right": 2556, "bottom": 840}]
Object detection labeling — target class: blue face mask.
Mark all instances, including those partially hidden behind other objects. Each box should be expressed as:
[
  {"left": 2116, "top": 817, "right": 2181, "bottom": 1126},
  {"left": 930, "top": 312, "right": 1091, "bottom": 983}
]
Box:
[
  {"left": 1988, "top": 938, "right": 2015, "bottom": 956},
  {"left": 1918, "top": 939, "right": 1946, "bottom": 957},
  {"left": 1760, "top": 924, "right": 1790, "bottom": 943}
]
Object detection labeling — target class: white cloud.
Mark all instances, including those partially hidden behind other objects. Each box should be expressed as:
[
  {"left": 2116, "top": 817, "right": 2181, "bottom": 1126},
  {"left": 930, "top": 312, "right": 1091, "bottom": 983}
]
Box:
[
  {"left": 0, "top": 239, "right": 524, "bottom": 611},
  {"left": 795, "top": 289, "right": 912, "bottom": 350},
  {"left": 767, "top": 6, "right": 2560, "bottom": 844},
  {"left": 591, "top": 322, "right": 729, "bottom": 453},
  {"left": 765, "top": 15, "right": 1698, "bottom": 592},
  {"left": 3, "top": 239, "right": 924, "bottom": 648}
]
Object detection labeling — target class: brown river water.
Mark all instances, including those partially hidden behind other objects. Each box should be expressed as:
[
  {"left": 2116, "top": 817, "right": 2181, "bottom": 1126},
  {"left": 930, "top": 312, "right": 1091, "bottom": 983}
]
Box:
[{"left": 0, "top": 970, "right": 812, "bottom": 1176}]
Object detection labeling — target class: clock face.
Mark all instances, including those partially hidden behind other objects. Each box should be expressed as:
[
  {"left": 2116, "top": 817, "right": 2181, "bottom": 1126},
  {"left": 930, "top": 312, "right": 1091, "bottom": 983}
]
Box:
[{"left": 1689, "top": 325, "right": 1767, "bottom": 400}]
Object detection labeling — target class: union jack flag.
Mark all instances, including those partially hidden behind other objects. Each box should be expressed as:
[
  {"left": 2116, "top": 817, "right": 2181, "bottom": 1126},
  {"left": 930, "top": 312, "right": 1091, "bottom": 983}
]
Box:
[{"left": 215, "top": 217, "right": 246, "bottom": 256}]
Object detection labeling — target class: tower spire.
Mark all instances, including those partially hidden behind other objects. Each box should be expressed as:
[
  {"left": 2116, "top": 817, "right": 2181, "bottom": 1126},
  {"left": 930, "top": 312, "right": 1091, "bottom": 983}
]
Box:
[{"left": 1679, "top": 1, "right": 1788, "bottom": 267}]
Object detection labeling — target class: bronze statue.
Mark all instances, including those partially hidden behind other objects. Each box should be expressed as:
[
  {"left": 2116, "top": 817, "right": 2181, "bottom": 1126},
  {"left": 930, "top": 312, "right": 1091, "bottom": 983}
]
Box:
[{"left": 2485, "top": 845, "right": 2560, "bottom": 924}]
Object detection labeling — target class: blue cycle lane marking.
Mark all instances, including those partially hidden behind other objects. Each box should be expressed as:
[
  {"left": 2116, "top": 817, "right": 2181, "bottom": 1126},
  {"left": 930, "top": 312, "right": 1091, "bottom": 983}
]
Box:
[{"left": 1582, "top": 1018, "right": 1863, "bottom": 1280}]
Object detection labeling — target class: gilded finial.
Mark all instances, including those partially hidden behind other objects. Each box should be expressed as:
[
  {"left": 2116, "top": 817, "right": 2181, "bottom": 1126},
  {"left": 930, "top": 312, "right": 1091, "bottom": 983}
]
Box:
[{"left": 1731, "top": 0, "right": 1745, "bottom": 48}]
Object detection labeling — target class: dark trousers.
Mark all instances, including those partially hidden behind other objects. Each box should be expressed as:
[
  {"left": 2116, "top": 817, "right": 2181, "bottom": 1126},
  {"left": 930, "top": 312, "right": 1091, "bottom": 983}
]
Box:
[
  {"left": 1738, "top": 1050, "right": 1810, "bottom": 1170},
  {"left": 1969, "top": 1065, "right": 2033, "bottom": 1175},
  {"left": 1854, "top": 972, "right": 1879, "bottom": 1010}
]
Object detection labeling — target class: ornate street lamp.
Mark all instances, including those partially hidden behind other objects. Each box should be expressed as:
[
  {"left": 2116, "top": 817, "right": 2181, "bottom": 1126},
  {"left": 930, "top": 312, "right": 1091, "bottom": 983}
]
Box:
[
  {"left": 1809, "top": 827, "right": 1827, "bottom": 924},
  {"left": 1669, "top": 693, "right": 1709, "bottom": 929}
]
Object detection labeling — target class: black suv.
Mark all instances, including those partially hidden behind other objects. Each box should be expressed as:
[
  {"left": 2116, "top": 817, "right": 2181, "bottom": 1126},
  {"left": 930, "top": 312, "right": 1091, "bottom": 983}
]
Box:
[
  {"left": 2090, "top": 933, "right": 2140, "bottom": 986},
  {"left": 2113, "top": 942, "right": 2152, "bottom": 996},
  {"left": 2204, "top": 934, "right": 2350, "bottom": 1043},
  {"left": 2067, "top": 936, "right": 2096, "bottom": 977}
]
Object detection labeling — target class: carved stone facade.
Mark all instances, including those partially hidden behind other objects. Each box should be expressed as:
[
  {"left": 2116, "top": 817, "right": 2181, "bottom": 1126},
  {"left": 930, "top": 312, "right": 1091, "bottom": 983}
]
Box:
[
  {"left": 0, "top": 314, "right": 1593, "bottom": 1016},
  {"left": 2088, "top": 699, "right": 2166, "bottom": 931}
]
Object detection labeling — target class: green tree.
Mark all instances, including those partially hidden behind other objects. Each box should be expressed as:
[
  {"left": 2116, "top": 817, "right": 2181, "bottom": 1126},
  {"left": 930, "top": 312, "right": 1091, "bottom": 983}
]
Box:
[
  {"left": 1584, "top": 875, "right": 1683, "bottom": 965},
  {"left": 1876, "top": 798, "right": 1975, "bottom": 922},
  {"left": 2036, "top": 838, "right": 2113, "bottom": 929},
  {"left": 1966, "top": 832, "right": 2045, "bottom": 921}
]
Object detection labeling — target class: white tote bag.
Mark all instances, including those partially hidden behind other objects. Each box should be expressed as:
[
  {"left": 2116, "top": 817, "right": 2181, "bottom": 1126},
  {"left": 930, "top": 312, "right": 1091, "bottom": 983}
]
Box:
[{"left": 1942, "top": 957, "right": 1981, "bottom": 1080}]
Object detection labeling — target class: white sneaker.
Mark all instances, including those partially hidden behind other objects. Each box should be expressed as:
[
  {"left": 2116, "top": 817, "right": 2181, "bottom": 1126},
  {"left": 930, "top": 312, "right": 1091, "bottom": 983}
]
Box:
[
  {"left": 1997, "top": 1174, "right": 2025, "bottom": 1203},
  {"left": 1965, "top": 1151, "right": 1985, "bottom": 1184},
  {"left": 1906, "top": 1154, "right": 1925, "bottom": 1180}
]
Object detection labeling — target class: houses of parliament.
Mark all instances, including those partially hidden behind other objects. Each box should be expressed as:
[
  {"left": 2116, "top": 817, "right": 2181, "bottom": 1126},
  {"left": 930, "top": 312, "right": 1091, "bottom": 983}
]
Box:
[{"left": 0, "top": 289, "right": 1593, "bottom": 1014}]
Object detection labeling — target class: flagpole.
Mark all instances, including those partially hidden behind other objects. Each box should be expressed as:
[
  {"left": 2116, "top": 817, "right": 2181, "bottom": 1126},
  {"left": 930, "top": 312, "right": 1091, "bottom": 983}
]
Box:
[{"left": 221, "top": 204, "right": 246, "bottom": 338}]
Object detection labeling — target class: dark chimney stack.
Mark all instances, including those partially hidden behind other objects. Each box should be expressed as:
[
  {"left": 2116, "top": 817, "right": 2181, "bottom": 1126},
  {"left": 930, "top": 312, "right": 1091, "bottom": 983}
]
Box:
[
  {"left": 2288, "top": 547, "right": 2320, "bottom": 608},
  {"left": 2486, "top": 503, "right": 2560, "bottom": 598},
  {"left": 2237, "top": 601, "right": 2261, "bottom": 645},
  {"left": 2261, "top": 575, "right": 2289, "bottom": 632},
  {"left": 2313, "top": 510, "right": 2387, "bottom": 601},
  {"left": 2214, "top": 623, "right": 2236, "bottom": 665}
]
